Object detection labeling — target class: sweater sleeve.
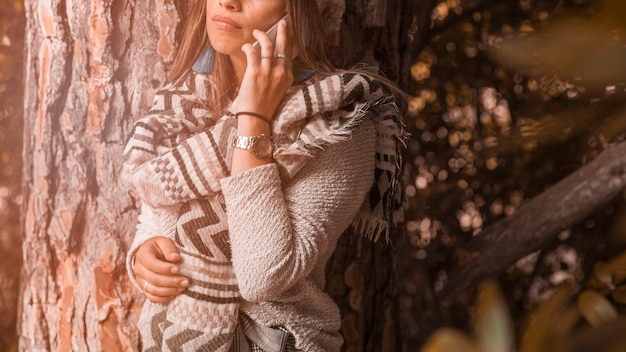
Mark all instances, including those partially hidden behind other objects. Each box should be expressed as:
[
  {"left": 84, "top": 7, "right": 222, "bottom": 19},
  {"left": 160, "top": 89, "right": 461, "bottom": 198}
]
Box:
[
  {"left": 220, "top": 120, "right": 376, "bottom": 302},
  {"left": 125, "top": 202, "right": 179, "bottom": 290}
]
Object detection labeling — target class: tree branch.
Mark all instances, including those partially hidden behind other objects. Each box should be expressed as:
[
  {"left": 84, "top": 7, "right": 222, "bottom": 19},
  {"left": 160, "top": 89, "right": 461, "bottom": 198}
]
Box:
[{"left": 440, "top": 140, "right": 626, "bottom": 302}]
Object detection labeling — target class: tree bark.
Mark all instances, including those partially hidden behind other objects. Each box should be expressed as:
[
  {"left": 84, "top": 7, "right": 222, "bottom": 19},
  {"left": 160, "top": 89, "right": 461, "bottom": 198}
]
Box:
[
  {"left": 326, "top": 233, "right": 398, "bottom": 352},
  {"left": 440, "top": 141, "right": 626, "bottom": 302},
  {"left": 19, "top": 0, "right": 179, "bottom": 350},
  {"left": 324, "top": 1, "right": 423, "bottom": 351}
]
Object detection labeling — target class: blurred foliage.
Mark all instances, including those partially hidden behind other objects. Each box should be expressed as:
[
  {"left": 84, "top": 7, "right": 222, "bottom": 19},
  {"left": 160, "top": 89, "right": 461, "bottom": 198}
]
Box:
[
  {"left": 0, "top": 0, "right": 24, "bottom": 352},
  {"left": 421, "top": 246, "right": 626, "bottom": 351},
  {"left": 401, "top": 0, "right": 626, "bottom": 348}
]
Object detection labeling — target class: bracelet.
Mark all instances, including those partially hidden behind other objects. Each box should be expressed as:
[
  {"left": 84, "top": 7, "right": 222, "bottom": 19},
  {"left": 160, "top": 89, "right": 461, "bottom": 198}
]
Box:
[{"left": 235, "top": 111, "right": 273, "bottom": 125}]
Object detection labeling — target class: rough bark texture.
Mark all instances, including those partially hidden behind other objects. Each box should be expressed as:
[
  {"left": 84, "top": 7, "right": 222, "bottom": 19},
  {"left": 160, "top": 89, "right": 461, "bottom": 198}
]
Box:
[
  {"left": 18, "top": 0, "right": 417, "bottom": 351},
  {"left": 327, "top": 0, "right": 420, "bottom": 91},
  {"left": 326, "top": 234, "right": 398, "bottom": 352},
  {"left": 19, "top": 0, "right": 179, "bottom": 350},
  {"left": 323, "top": 1, "right": 423, "bottom": 351}
]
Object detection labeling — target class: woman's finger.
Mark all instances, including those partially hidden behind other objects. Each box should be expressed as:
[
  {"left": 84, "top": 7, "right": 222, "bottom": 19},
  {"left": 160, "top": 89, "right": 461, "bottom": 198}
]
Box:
[
  {"left": 138, "top": 253, "right": 179, "bottom": 275},
  {"left": 237, "top": 18, "right": 294, "bottom": 118},
  {"left": 152, "top": 236, "right": 181, "bottom": 263},
  {"left": 133, "top": 242, "right": 189, "bottom": 290},
  {"left": 274, "top": 19, "right": 292, "bottom": 64},
  {"left": 144, "top": 291, "right": 178, "bottom": 304},
  {"left": 139, "top": 268, "right": 188, "bottom": 288},
  {"left": 252, "top": 29, "right": 275, "bottom": 70},
  {"left": 134, "top": 258, "right": 188, "bottom": 289},
  {"left": 142, "top": 278, "right": 186, "bottom": 297},
  {"left": 135, "top": 239, "right": 180, "bottom": 275}
]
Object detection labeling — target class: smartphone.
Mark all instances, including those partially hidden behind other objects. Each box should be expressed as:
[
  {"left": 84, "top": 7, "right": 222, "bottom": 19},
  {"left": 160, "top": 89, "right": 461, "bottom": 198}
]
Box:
[{"left": 252, "top": 14, "right": 297, "bottom": 58}]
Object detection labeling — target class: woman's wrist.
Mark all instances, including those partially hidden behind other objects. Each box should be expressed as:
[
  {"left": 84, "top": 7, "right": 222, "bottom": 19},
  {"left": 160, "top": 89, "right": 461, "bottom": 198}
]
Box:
[
  {"left": 236, "top": 111, "right": 272, "bottom": 125},
  {"left": 235, "top": 113, "right": 272, "bottom": 135}
]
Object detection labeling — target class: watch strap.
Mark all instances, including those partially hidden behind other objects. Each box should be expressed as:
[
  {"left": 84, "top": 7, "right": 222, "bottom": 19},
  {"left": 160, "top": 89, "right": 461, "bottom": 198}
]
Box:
[{"left": 232, "top": 134, "right": 274, "bottom": 158}]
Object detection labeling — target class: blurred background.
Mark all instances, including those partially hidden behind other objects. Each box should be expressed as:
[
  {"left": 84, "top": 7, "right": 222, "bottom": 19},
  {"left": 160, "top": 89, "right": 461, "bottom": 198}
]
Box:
[
  {"left": 0, "top": 1, "right": 23, "bottom": 351},
  {"left": 2, "top": 0, "right": 626, "bottom": 351}
]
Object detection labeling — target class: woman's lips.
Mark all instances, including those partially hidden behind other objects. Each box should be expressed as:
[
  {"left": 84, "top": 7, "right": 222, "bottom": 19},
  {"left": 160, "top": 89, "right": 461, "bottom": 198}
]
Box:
[{"left": 212, "top": 15, "right": 241, "bottom": 30}]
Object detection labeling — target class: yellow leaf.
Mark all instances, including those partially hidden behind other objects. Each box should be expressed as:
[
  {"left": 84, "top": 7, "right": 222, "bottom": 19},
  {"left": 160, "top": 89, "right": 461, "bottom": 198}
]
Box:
[
  {"left": 520, "top": 285, "right": 577, "bottom": 352},
  {"left": 491, "top": 18, "right": 626, "bottom": 89},
  {"left": 565, "top": 317, "right": 626, "bottom": 352},
  {"left": 474, "top": 280, "right": 514, "bottom": 352},
  {"left": 592, "top": 251, "right": 626, "bottom": 287},
  {"left": 421, "top": 328, "right": 478, "bottom": 352},
  {"left": 599, "top": 0, "right": 626, "bottom": 30},
  {"left": 613, "top": 270, "right": 626, "bottom": 286},
  {"left": 611, "top": 285, "right": 626, "bottom": 305},
  {"left": 606, "top": 250, "right": 626, "bottom": 272},
  {"left": 593, "top": 261, "right": 615, "bottom": 290},
  {"left": 577, "top": 290, "right": 618, "bottom": 327}
]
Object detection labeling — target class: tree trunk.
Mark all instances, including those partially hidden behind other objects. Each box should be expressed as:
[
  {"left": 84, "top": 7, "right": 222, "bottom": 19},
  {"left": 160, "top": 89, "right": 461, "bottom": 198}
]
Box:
[
  {"left": 19, "top": 0, "right": 179, "bottom": 350},
  {"left": 18, "top": 0, "right": 414, "bottom": 351},
  {"left": 324, "top": 1, "right": 427, "bottom": 351}
]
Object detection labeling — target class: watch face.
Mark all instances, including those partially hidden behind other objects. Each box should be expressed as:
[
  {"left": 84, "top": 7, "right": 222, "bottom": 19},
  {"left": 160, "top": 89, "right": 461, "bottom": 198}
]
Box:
[{"left": 254, "top": 136, "right": 273, "bottom": 157}]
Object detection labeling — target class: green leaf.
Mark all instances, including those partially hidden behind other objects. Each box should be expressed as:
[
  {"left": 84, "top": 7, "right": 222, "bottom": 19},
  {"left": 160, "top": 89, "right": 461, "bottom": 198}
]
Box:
[{"left": 577, "top": 290, "right": 619, "bottom": 327}]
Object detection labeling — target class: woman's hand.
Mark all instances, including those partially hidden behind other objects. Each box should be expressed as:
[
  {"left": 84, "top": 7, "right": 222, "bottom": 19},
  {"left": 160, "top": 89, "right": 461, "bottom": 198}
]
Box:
[
  {"left": 237, "top": 19, "right": 294, "bottom": 122},
  {"left": 230, "top": 18, "right": 294, "bottom": 174},
  {"left": 133, "top": 236, "right": 189, "bottom": 304}
]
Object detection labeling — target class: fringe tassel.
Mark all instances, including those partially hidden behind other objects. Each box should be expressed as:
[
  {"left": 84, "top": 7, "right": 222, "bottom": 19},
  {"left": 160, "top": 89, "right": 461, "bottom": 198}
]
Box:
[{"left": 351, "top": 213, "right": 390, "bottom": 243}]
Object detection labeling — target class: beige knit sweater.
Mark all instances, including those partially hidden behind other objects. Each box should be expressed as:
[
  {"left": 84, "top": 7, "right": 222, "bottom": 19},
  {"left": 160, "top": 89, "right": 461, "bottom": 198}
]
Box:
[{"left": 127, "top": 119, "right": 376, "bottom": 351}]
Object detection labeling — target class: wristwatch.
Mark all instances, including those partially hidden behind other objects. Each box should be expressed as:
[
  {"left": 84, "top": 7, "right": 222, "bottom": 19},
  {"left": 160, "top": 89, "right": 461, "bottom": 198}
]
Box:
[{"left": 232, "top": 134, "right": 274, "bottom": 158}]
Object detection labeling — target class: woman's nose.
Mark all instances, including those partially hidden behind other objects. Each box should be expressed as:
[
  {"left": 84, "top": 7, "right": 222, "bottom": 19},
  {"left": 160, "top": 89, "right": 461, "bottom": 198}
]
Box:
[{"left": 219, "top": 0, "right": 241, "bottom": 11}]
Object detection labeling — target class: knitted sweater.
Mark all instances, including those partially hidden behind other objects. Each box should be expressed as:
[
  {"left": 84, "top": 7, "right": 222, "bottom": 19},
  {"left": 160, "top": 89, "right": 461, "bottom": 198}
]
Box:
[{"left": 128, "top": 119, "right": 375, "bottom": 351}]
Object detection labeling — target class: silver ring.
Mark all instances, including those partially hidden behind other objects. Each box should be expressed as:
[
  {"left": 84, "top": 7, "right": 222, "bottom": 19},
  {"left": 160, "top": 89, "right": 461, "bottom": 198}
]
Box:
[
  {"left": 261, "top": 55, "right": 275, "bottom": 60},
  {"left": 143, "top": 281, "right": 150, "bottom": 294},
  {"left": 275, "top": 53, "right": 287, "bottom": 60}
]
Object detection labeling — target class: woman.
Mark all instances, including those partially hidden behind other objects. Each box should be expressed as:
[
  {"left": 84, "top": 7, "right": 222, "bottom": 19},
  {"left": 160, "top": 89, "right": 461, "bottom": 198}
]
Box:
[{"left": 122, "top": 0, "right": 407, "bottom": 351}]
